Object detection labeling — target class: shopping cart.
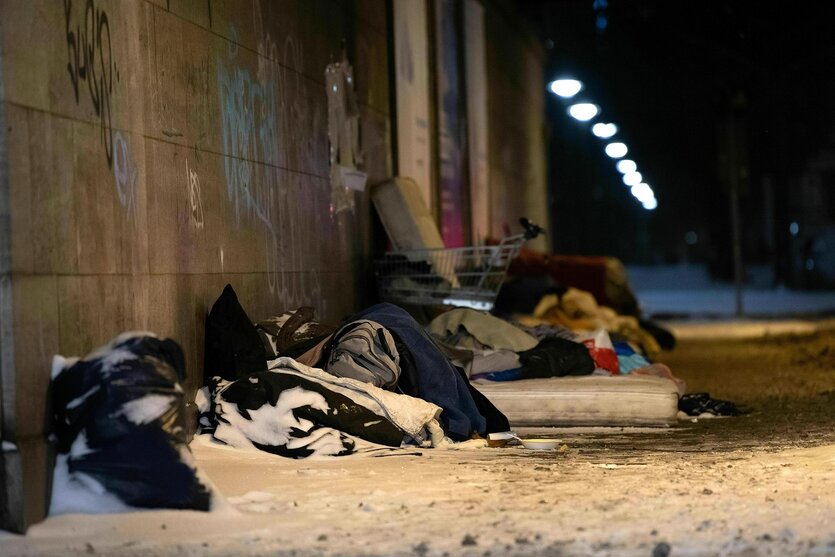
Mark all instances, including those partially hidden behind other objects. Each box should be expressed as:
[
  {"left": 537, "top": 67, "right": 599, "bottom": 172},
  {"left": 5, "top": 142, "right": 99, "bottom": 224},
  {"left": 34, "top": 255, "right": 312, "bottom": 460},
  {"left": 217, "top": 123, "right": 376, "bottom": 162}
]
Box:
[{"left": 374, "top": 217, "right": 545, "bottom": 311}]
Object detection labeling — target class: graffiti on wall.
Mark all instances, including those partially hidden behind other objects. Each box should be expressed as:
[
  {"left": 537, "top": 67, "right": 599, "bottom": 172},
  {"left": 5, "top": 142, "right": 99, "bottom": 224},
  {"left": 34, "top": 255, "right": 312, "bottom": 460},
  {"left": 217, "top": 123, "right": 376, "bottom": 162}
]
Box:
[
  {"left": 63, "top": 0, "right": 119, "bottom": 167},
  {"left": 216, "top": 1, "right": 327, "bottom": 313},
  {"left": 63, "top": 0, "right": 137, "bottom": 220},
  {"left": 216, "top": 50, "right": 277, "bottom": 226},
  {"left": 112, "top": 132, "right": 136, "bottom": 218},
  {"left": 182, "top": 158, "right": 205, "bottom": 230}
]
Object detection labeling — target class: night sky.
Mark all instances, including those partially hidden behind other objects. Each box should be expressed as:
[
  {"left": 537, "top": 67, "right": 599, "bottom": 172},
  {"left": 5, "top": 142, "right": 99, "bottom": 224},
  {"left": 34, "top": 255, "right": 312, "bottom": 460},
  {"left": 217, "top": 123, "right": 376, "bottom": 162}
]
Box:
[{"left": 516, "top": 1, "right": 835, "bottom": 282}]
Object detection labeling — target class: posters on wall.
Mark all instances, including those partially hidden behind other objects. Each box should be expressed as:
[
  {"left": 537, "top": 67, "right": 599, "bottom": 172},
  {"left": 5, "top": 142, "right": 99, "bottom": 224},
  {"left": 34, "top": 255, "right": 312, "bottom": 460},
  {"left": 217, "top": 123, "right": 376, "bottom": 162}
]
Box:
[
  {"left": 435, "top": 0, "right": 469, "bottom": 248},
  {"left": 464, "top": 0, "right": 490, "bottom": 245},
  {"left": 393, "top": 0, "right": 433, "bottom": 210},
  {"left": 326, "top": 54, "right": 366, "bottom": 215},
  {"left": 395, "top": 0, "right": 487, "bottom": 248}
]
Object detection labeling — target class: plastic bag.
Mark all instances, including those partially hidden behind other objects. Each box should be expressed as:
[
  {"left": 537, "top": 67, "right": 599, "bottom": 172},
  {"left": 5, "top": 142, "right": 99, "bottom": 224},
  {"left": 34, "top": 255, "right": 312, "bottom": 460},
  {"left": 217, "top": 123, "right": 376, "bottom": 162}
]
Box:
[{"left": 575, "top": 329, "right": 620, "bottom": 374}]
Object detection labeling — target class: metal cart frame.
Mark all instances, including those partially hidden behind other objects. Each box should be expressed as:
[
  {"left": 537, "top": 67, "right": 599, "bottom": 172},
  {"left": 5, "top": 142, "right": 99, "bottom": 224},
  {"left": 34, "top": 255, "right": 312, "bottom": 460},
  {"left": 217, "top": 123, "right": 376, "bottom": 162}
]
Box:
[{"left": 374, "top": 218, "right": 545, "bottom": 311}]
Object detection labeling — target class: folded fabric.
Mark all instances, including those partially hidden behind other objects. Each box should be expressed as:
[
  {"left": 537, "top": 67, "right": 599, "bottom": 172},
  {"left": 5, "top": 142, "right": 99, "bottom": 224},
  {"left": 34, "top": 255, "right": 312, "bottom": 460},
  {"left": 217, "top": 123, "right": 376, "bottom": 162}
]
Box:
[
  {"left": 433, "top": 338, "right": 520, "bottom": 378},
  {"left": 618, "top": 353, "right": 652, "bottom": 374},
  {"left": 202, "top": 357, "right": 444, "bottom": 458},
  {"left": 207, "top": 372, "right": 400, "bottom": 458},
  {"left": 323, "top": 319, "right": 400, "bottom": 389},
  {"left": 614, "top": 342, "right": 652, "bottom": 374},
  {"left": 271, "top": 358, "right": 442, "bottom": 443},
  {"left": 469, "top": 349, "right": 522, "bottom": 376},
  {"left": 429, "top": 307, "right": 538, "bottom": 352}
]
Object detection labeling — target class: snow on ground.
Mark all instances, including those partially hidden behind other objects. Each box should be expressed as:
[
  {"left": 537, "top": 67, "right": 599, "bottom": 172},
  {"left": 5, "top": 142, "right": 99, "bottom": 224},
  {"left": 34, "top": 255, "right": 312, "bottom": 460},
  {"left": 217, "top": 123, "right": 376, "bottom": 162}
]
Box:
[
  {"left": 3, "top": 266, "right": 834, "bottom": 556},
  {"left": 2, "top": 434, "right": 834, "bottom": 557},
  {"left": 638, "top": 288, "right": 835, "bottom": 319},
  {"left": 628, "top": 264, "right": 835, "bottom": 319},
  {"left": 628, "top": 264, "right": 835, "bottom": 340},
  {"left": 663, "top": 317, "right": 835, "bottom": 341}
]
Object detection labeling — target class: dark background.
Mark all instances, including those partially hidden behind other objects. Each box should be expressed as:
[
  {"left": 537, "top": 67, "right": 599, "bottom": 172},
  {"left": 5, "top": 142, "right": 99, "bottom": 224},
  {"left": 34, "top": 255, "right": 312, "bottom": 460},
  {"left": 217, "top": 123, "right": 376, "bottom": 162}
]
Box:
[{"left": 515, "top": 0, "right": 835, "bottom": 287}]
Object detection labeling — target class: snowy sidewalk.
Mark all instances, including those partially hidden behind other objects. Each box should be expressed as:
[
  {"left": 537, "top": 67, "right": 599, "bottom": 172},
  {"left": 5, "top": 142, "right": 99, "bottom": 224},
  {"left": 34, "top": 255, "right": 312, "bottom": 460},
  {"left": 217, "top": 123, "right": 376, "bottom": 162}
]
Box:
[
  {"left": 3, "top": 435, "right": 834, "bottom": 557},
  {"left": 661, "top": 317, "right": 835, "bottom": 341},
  {"left": 631, "top": 266, "right": 835, "bottom": 340},
  {"left": 638, "top": 288, "right": 835, "bottom": 319}
]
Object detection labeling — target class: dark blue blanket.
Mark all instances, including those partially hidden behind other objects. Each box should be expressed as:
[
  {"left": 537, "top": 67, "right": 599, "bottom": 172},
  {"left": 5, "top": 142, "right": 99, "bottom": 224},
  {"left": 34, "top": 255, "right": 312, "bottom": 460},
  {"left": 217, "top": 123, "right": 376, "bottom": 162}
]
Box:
[{"left": 353, "top": 303, "right": 487, "bottom": 440}]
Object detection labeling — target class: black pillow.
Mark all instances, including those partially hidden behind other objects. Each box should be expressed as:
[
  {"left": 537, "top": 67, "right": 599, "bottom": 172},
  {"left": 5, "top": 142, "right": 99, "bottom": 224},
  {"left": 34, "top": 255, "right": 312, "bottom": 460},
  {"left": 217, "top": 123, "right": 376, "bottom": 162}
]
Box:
[
  {"left": 203, "top": 284, "right": 267, "bottom": 383},
  {"left": 518, "top": 337, "right": 596, "bottom": 379}
]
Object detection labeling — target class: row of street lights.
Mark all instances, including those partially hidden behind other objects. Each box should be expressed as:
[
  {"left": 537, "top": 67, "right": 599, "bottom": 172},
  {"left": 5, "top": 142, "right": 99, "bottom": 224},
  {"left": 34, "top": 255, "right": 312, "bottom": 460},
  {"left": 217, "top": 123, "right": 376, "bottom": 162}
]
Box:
[{"left": 549, "top": 78, "right": 658, "bottom": 211}]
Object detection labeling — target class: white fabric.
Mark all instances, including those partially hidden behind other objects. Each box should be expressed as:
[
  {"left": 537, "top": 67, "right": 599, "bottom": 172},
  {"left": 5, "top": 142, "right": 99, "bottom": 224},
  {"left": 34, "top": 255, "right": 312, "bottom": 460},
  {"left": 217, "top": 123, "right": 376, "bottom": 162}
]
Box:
[{"left": 267, "top": 357, "right": 442, "bottom": 445}]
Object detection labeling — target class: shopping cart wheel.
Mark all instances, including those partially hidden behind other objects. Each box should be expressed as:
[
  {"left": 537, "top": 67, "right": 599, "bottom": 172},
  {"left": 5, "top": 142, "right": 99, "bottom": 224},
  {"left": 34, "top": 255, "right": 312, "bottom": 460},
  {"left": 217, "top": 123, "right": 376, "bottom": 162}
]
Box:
[{"left": 519, "top": 217, "right": 546, "bottom": 239}]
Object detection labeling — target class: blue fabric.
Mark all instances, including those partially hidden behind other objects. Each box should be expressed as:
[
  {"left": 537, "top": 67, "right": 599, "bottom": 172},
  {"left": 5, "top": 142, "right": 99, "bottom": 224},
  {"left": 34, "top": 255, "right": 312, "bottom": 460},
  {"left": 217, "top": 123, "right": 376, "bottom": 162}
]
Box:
[
  {"left": 617, "top": 353, "right": 651, "bottom": 373},
  {"left": 613, "top": 341, "right": 637, "bottom": 356},
  {"left": 353, "top": 303, "right": 486, "bottom": 440},
  {"left": 614, "top": 341, "right": 650, "bottom": 373},
  {"left": 470, "top": 368, "right": 524, "bottom": 382}
]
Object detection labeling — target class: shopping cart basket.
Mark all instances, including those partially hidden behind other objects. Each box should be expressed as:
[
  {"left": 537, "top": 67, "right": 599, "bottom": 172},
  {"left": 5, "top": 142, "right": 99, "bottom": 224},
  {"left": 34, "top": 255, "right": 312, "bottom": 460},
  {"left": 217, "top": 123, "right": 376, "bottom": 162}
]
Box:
[{"left": 374, "top": 217, "right": 545, "bottom": 310}]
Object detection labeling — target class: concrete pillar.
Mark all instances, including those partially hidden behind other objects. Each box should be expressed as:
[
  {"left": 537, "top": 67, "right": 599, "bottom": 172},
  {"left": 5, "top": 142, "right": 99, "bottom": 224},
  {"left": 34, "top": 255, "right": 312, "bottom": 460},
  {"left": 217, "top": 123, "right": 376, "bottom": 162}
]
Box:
[{"left": 0, "top": 48, "right": 54, "bottom": 533}]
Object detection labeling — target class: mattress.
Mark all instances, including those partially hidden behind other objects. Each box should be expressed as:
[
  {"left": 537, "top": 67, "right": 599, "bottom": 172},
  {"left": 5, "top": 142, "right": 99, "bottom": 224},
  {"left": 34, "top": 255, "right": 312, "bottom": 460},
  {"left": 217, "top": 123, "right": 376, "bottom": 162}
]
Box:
[
  {"left": 371, "top": 177, "right": 460, "bottom": 290},
  {"left": 472, "top": 375, "right": 679, "bottom": 427},
  {"left": 371, "top": 177, "right": 445, "bottom": 253}
]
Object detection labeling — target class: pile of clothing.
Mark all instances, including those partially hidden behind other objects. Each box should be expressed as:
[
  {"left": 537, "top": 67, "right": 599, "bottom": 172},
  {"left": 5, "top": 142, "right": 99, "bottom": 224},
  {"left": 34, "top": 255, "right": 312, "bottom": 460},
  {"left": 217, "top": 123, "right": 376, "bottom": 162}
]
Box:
[
  {"left": 45, "top": 283, "right": 739, "bottom": 514},
  {"left": 200, "top": 285, "right": 509, "bottom": 458},
  {"left": 492, "top": 285, "right": 739, "bottom": 416},
  {"left": 197, "top": 283, "right": 739, "bottom": 460},
  {"left": 51, "top": 333, "right": 213, "bottom": 511}
]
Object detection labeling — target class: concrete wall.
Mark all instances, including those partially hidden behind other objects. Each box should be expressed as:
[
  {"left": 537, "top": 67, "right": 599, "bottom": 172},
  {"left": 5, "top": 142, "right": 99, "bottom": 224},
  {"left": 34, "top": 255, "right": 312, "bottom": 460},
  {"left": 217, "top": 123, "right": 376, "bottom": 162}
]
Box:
[
  {"left": 0, "top": 0, "right": 390, "bottom": 532},
  {"left": 0, "top": 0, "right": 547, "bottom": 533}
]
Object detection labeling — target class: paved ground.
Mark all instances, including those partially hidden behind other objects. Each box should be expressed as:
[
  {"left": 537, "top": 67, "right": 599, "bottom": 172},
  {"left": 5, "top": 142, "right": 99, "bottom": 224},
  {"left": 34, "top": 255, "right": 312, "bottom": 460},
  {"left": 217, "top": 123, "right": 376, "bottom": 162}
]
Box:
[{"left": 3, "top": 323, "right": 834, "bottom": 557}]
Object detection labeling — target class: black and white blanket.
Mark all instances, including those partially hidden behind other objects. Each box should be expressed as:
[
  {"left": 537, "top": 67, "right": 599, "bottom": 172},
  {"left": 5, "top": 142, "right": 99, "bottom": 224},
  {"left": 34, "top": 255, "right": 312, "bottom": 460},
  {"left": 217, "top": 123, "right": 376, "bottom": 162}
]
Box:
[
  {"left": 52, "top": 332, "right": 212, "bottom": 510},
  {"left": 200, "top": 358, "right": 443, "bottom": 458}
]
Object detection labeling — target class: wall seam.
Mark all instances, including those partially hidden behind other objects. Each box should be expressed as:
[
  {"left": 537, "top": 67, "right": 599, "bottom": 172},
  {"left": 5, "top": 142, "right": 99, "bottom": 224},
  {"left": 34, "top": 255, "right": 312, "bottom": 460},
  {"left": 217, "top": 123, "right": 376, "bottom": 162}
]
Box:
[{"left": 0, "top": 35, "right": 14, "bottom": 440}]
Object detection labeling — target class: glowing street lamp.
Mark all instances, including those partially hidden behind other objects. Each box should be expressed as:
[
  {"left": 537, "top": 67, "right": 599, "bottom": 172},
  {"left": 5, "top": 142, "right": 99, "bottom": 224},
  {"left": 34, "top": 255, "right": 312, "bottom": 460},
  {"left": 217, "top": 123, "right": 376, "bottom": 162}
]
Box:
[
  {"left": 622, "top": 171, "right": 642, "bottom": 186},
  {"left": 616, "top": 159, "right": 637, "bottom": 174},
  {"left": 592, "top": 123, "right": 618, "bottom": 139},
  {"left": 631, "top": 182, "right": 654, "bottom": 203},
  {"left": 605, "top": 142, "right": 628, "bottom": 158},
  {"left": 568, "top": 103, "right": 599, "bottom": 121},
  {"left": 549, "top": 79, "right": 583, "bottom": 98}
]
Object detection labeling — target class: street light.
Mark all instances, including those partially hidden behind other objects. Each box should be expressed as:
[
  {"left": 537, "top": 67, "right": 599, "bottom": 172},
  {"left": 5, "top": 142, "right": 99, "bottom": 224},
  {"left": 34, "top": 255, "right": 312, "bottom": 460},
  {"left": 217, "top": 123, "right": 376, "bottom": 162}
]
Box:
[
  {"left": 622, "top": 171, "right": 642, "bottom": 186},
  {"left": 605, "top": 142, "right": 628, "bottom": 158},
  {"left": 549, "top": 79, "right": 583, "bottom": 98},
  {"left": 631, "top": 182, "right": 654, "bottom": 203},
  {"left": 592, "top": 123, "right": 618, "bottom": 138},
  {"left": 568, "top": 103, "right": 599, "bottom": 121},
  {"left": 547, "top": 76, "right": 659, "bottom": 211},
  {"left": 616, "top": 159, "right": 637, "bottom": 174}
]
